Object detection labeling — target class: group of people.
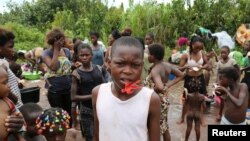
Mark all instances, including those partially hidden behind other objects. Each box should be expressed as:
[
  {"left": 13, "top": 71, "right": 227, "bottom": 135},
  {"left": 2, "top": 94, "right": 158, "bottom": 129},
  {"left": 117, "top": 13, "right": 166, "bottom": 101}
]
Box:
[{"left": 0, "top": 26, "right": 249, "bottom": 141}]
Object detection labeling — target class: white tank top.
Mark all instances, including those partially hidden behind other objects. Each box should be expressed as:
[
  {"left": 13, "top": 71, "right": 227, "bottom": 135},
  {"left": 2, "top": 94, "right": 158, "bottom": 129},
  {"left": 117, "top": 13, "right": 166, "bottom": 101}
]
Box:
[{"left": 96, "top": 82, "right": 153, "bottom": 141}]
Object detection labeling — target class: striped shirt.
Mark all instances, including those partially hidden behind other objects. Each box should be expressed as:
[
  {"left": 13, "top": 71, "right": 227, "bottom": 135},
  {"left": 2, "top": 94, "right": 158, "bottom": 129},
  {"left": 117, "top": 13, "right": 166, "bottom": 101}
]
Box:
[{"left": 0, "top": 59, "right": 23, "bottom": 108}]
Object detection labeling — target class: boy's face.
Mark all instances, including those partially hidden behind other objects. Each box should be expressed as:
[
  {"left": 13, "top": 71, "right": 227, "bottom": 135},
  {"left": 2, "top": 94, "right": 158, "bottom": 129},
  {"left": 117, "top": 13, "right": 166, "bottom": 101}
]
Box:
[
  {"left": 0, "top": 69, "right": 10, "bottom": 98},
  {"left": 218, "top": 73, "right": 229, "bottom": 87},
  {"left": 220, "top": 48, "right": 229, "bottom": 59},
  {"left": 78, "top": 48, "right": 92, "bottom": 65},
  {"left": 109, "top": 45, "right": 143, "bottom": 88},
  {"left": 0, "top": 40, "right": 15, "bottom": 59},
  {"left": 145, "top": 35, "right": 153, "bottom": 45},
  {"left": 90, "top": 35, "right": 98, "bottom": 43}
]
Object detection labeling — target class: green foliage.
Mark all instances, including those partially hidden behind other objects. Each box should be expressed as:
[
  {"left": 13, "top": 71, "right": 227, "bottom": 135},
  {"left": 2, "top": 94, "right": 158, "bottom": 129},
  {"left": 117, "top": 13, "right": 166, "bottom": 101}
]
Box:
[
  {"left": 51, "top": 10, "right": 75, "bottom": 32},
  {"left": 1, "top": 22, "right": 44, "bottom": 51}
]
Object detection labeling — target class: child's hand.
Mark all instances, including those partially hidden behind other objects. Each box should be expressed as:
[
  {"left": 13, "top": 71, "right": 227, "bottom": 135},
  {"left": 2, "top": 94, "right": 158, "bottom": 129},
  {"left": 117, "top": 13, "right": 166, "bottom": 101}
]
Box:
[
  {"left": 185, "top": 66, "right": 192, "bottom": 70},
  {"left": 74, "top": 61, "right": 82, "bottom": 68},
  {"left": 214, "top": 86, "right": 228, "bottom": 96},
  {"left": 5, "top": 112, "right": 24, "bottom": 133}
]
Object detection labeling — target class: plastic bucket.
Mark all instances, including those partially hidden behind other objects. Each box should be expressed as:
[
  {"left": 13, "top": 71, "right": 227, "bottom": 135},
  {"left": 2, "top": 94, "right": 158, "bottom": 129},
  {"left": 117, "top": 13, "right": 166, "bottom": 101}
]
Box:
[
  {"left": 169, "top": 73, "right": 175, "bottom": 80},
  {"left": 20, "top": 87, "right": 40, "bottom": 103}
]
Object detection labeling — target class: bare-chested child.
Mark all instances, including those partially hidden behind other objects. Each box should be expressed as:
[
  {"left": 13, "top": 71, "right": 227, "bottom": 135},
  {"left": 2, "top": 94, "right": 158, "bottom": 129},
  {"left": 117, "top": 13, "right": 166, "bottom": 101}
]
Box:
[
  {"left": 183, "top": 78, "right": 206, "bottom": 141},
  {"left": 215, "top": 66, "right": 249, "bottom": 124},
  {"left": 215, "top": 46, "right": 239, "bottom": 122}
]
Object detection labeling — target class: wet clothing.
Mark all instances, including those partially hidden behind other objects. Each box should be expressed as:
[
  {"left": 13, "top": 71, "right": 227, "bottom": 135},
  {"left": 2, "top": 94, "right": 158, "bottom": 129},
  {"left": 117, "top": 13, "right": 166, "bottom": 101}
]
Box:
[
  {"left": 71, "top": 65, "right": 105, "bottom": 141},
  {"left": 144, "top": 74, "right": 170, "bottom": 134},
  {"left": 79, "top": 105, "right": 94, "bottom": 141},
  {"left": 72, "top": 65, "right": 105, "bottom": 109}
]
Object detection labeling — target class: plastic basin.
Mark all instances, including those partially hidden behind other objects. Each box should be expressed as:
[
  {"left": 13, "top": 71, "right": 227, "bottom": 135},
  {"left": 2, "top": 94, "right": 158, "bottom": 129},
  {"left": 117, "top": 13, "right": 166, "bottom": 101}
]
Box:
[
  {"left": 22, "top": 71, "right": 42, "bottom": 80},
  {"left": 169, "top": 73, "right": 175, "bottom": 80},
  {"left": 20, "top": 87, "right": 40, "bottom": 103}
]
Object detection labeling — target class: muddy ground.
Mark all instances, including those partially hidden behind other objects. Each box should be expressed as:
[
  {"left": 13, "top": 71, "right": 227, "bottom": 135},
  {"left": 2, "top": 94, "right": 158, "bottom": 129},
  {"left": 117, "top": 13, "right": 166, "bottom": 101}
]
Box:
[{"left": 22, "top": 69, "right": 220, "bottom": 141}]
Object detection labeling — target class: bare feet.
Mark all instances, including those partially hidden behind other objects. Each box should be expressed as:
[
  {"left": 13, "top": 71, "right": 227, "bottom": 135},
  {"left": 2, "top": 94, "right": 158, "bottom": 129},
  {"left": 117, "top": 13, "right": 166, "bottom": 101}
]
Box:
[
  {"left": 201, "top": 123, "right": 207, "bottom": 127},
  {"left": 176, "top": 119, "right": 184, "bottom": 124},
  {"left": 201, "top": 121, "right": 207, "bottom": 127}
]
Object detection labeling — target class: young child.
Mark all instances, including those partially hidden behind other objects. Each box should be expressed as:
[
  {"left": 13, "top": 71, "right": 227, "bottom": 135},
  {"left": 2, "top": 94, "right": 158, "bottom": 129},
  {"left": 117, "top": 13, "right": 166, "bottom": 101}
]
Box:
[
  {"left": 178, "top": 35, "right": 211, "bottom": 124},
  {"left": 216, "top": 46, "right": 239, "bottom": 122},
  {"left": 35, "top": 107, "right": 71, "bottom": 141},
  {"left": 71, "top": 43, "right": 107, "bottom": 141},
  {"left": 215, "top": 67, "right": 249, "bottom": 125},
  {"left": 92, "top": 37, "right": 161, "bottom": 141},
  {"left": 183, "top": 79, "right": 206, "bottom": 141},
  {"left": 19, "top": 103, "right": 46, "bottom": 141},
  {"left": 144, "top": 43, "right": 184, "bottom": 141},
  {"left": 0, "top": 64, "right": 22, "bottom": 140},
  {"left": 217, "top": 46, "right": 239, "bottom": 81}
]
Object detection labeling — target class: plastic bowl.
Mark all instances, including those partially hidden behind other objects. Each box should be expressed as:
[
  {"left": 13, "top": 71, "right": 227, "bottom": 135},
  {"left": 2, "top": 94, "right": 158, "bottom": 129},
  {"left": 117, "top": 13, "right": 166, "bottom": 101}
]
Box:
[
  {"left": 20, "top": 87, "right": 40, "bottom": 103},
  {"left": 22, "top": 71, "right": 42, "bottom": 80}
]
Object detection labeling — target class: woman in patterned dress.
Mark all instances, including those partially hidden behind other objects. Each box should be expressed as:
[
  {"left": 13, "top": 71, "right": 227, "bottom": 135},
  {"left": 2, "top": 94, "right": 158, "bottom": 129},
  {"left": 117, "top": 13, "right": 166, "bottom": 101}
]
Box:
[{"left": 144, "top": 43, "right": 184, "bottom": 141}]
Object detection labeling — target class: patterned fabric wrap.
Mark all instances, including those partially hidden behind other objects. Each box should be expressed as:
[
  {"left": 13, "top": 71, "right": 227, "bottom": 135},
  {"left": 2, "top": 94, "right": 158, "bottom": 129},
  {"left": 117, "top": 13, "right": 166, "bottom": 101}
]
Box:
[{"left": 144, "top": 75, "right": 170, "bottom": 134}]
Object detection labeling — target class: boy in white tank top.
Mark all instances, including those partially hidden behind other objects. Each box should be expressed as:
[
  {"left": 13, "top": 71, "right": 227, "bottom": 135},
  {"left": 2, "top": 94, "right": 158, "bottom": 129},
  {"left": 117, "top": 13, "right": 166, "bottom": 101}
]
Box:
[{"left": 92, "top": 37, "right": 161, "bottom": 141}]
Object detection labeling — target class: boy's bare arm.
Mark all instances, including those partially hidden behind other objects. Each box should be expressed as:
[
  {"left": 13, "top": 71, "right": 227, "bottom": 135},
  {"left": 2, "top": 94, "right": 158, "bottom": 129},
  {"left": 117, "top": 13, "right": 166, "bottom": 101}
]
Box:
[
  {"left": 151, "top": 68, "right": 164, "bottom": 93},
  {"left": 148, "top": 92, "right": 161, "bottom": 141},
  {"left": 217, "top": 84, "right": 248, "bottom": 107},
  {"left": 92, "top": 85, "right": 100, "bottom": 141},
  {"left": 227, "top": 84, "right": 248, "bottom": 107}
]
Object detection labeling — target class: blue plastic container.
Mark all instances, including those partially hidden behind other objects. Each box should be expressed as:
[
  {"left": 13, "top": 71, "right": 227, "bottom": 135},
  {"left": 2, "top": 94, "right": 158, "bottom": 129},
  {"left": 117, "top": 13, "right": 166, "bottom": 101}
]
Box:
[{"left": 169, "top": 73, "right": 175, "bottom": 80}]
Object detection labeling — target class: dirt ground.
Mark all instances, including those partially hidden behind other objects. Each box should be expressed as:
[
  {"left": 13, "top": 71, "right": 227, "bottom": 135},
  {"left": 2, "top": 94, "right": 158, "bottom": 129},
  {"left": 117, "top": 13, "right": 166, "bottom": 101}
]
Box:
[{"left": 22, "top": 68, "right": 220, "bottom": 141}]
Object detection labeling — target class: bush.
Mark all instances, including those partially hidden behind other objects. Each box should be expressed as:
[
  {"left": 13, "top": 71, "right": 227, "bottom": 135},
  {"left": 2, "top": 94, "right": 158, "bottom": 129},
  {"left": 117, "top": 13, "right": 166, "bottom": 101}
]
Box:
[{"left": 2, "top": 22, "right": 45, "bottom": 51}]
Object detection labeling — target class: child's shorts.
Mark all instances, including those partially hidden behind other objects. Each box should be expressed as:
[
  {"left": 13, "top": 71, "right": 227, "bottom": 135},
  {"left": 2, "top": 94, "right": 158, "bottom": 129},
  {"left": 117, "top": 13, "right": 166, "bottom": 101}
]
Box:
[{"left": 246, "top": 109, "right": 250, "bottom": 125}]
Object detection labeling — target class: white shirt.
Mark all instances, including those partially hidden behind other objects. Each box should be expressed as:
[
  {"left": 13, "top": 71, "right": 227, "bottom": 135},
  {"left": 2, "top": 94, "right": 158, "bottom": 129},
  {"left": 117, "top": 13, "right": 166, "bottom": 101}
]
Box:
[{"left": 96, "top": 82, "right": 153, "bottom": 141}]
